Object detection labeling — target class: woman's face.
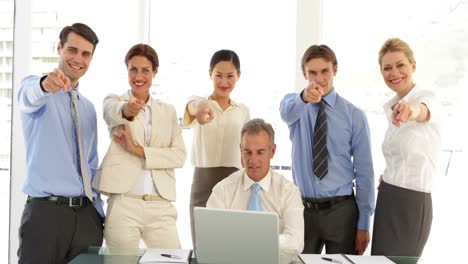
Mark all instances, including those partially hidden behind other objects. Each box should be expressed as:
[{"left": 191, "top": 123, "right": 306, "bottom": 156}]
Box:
[
  {"left": 127, "top": 55, "right": 157, "bottom": 100},
  {"left": 381, "top": 51, "right": 416, "bottom": 98},
  {"left": 209, "top": 60, "right": 239, "bottom": 99}
]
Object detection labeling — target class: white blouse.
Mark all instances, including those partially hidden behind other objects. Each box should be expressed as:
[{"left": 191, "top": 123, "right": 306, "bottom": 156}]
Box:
[
  {"left": 183, "top": 96, "right": 250, "bottom": 168},
  {"left": 381, "top": 86, "right": 442, "bottom": 193},
  {"left": 129, "top": 96, "right": 160, "bottom": 195}
]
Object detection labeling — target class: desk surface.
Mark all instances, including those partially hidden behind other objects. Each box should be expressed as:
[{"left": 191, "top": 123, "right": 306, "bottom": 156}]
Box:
[{"left": 68, "top": 247, "right": 421, "bottom": 264}]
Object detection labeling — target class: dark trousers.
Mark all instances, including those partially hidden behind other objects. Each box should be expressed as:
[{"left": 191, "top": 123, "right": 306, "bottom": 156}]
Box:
[
  {"left": 18, "top": 197, "right": 104, "bottom": 264},
  {"left": 371, "top": 181, "right": 432, "bottom": 257},
  {"left": 303, "top": 196, "right": 358, "bottom": 254},
  {"left": 189, "top": 166, "right": 238, "bottom": 248}
]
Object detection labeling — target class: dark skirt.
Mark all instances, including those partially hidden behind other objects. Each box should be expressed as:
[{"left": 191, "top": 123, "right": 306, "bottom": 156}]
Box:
[
  {"left": 189, "top": 166, "right": 238, "bottom": 247},
  {"left": 371, "top": 181, "right": 432, "bottom": 257}
]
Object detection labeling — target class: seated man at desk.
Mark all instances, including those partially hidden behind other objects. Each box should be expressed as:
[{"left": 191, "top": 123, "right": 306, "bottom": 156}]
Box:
[{"left": 206, "top": 118, "right": 304, "bottom": 257}]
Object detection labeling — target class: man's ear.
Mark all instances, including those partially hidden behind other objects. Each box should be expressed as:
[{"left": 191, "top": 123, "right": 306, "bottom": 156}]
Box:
[
  {"left": 270, "top": 144, "right": 277, "bottom": 159},
  {"left": 57, "top": 42, "right": 62, "bottom": 55},
  {"left": 240, "top": 144, "right": 245, "bottom": 168}
]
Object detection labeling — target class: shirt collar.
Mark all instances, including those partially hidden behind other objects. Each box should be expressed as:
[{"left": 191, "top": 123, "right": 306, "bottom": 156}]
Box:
[
  {"left": 68, "top": 87, "right": 81, "bottom": 100},
  {"left": 243, "top": 169, "right": 272, "bottom": 192},
  {"left": 399, "top": 84, "right": 419, "bottom": 103},
  {"left": 208, "top": 96, "right": 240, "bottom": 107},
  {"left": 127, "top": 90, "right": 152, "bottom": 110},
  {"left": 383, "top": 84, "right": 419, "bottom": 111},
  {"left": 322, "top": 88, "right": 337, "bottom": 108}
]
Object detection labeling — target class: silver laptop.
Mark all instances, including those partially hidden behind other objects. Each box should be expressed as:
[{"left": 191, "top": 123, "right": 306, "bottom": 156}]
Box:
[{"left": 194, "top": 207, "right": 280, "bottom": 264}]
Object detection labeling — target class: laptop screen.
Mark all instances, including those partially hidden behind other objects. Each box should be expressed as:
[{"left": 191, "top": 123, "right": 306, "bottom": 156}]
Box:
[{"left": 194, "top": 207, "right": 280, "bottom": 264}]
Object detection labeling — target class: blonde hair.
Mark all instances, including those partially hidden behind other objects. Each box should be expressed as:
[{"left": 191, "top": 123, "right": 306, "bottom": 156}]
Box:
[{"left": 378, "top": 38, "right": 415, "bottom": 68}]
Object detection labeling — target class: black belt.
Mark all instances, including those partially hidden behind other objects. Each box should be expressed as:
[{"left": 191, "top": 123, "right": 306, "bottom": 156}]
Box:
[
  {"left": 27, "top": 196, "right": 91, "bottom": 207},
  {"left": 302, "top": 194, "right": 354, "bottom": 210}
]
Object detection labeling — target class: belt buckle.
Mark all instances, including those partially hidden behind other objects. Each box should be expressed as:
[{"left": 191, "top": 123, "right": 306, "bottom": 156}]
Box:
[
  {"left": 142, "top": 194, "right": 150, "bottom": 201},
  {"left": 305, "top": 201, "right": 319, "bottom": 210},
  {"left": 69, "top": 197, "right": 83, "bottom": 207}
]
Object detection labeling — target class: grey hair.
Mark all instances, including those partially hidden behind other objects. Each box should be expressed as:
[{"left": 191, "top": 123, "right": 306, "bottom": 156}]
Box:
[{"left": 241, "top": 118, "right": 275, "bottom": 147}]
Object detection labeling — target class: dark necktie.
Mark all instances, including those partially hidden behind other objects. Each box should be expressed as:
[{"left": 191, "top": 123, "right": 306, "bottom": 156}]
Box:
[
  {"left": 70, "top": 89, "right": 93, "bottom": 201},
  {"left": 313, "top": 100, "right": 328, "bottom": 180}
]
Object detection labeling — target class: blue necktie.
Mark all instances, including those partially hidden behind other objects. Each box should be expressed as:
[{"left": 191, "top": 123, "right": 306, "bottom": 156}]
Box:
[{"left": 248, "top": 183, "right": 263, "bottom": 211}]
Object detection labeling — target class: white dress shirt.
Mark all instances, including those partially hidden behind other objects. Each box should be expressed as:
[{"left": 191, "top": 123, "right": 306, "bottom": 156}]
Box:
[
  {"left": 382, "top": 86, "right": 442, "bottom": 193},
  {"left": 206, "top": 169, "right": 304, "bottom": 256},
  {"left": 183, "top": 96, "right": 250, "bottom": 168}
]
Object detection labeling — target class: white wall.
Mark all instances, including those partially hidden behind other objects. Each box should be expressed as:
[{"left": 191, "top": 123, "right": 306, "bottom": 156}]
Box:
[
  {"left": 9, "top": 0, "right": 31, "bottom": 262},
  {"left": 295, "top": 0, "right": 322, "bottom": 91}
]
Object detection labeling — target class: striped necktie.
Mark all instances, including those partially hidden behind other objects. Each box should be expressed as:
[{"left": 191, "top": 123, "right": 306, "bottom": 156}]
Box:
[
  {"left": 70, "top": 89, "right": 94, "bottom": 201},
  {"left": 313, "top": 100, "right": 328, "bottom": 180},
  {"left": 248, "top": 183, "right": 263, "bottom": 211}
]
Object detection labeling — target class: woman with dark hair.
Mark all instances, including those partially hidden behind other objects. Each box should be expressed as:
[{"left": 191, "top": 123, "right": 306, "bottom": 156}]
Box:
[
  {"left": 93, "top": 43, "right": 186, "bottom": 248},
  {"left": 183, "top": 49, "right": 250, "bottom": 246}
]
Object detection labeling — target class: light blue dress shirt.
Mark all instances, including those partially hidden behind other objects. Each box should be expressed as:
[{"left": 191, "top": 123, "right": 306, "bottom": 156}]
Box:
[
  {"left": 17, "top": 75, "right": 103, "bottom": 215},
  {"left": 280, "top": 89, "right": 375, "bottom": 230}
]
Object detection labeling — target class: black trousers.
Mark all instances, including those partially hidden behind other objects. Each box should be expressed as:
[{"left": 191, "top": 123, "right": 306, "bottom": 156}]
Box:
[
  {"left": 371, "top": 181, "right": 432, "bottom": 257},
  {"left": 303, "top": 196, "right": 358, "bottom": 254},
  {"left": 18, "top": 197, "right": 104, "bottom": 264}
]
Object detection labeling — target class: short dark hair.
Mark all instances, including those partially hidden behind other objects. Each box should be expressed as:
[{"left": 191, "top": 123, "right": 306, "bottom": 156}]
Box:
[
  {"left": 241, "top": 118, "right": 275, "bottom": 147},
  {"left": 124, "top": 44, "right": 159, "bottom": 70},
  {"left": 209, "top": 49, "right": 241, "bottom": 74},
  {"left": 59, "top": 23, "right": 99, "bottom": 53},
  {"left": 301, "top": 44, "right": 337, "bottom": 73}
]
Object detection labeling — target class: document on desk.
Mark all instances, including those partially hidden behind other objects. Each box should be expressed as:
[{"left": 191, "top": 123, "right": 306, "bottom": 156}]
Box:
[
  {"left": 139, "top": 248, "right": 191, "bottom": 264},
  {"left": 299, "top": 254, "right": 395, "bottom": 264}
]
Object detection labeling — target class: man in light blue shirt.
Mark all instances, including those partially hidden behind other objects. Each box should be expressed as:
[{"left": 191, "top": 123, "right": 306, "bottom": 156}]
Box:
[
  {"left": 17, "top": 23, "right": 103, "bottom": 264},
  {"left": 280, "top": 44, "right": 375, "bottom": 255}
]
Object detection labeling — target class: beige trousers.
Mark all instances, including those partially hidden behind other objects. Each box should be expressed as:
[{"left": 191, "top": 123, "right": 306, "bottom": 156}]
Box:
[{"left": 104, "top": 194, "right": 180, "bottom": 249}]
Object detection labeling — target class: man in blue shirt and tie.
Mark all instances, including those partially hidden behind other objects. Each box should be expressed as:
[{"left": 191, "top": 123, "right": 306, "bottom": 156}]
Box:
[
  {"left": 17, "top": 23, "right": 103, "bottom": 264},
  {"left": 280, "top": 44, "right": 375, "bottom": 255}
]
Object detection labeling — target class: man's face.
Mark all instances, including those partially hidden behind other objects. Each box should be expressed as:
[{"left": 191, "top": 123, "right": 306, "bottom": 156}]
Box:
[
  {"left": 303, "top": 58, "right": 337, "bottom": 96},
  {"left": 57, "top": 32, "right": 94, "bottom": 86},
  {"left": 241, "top": 130, "right": 276, "bottom": 182}
]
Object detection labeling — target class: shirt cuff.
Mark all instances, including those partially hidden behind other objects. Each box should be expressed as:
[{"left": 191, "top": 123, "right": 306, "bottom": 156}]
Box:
[
  {"left": 30, "top": 75, "right": 50, "bottom": 100},
  {"left": 357, "top": 213, "right": 371, "bottom": 231},
  {"left": 39, "top": 75, "right": 48, "bottom": 92},
  {"left": 295, "top": 91, "right": 308, "bottom": 105}
]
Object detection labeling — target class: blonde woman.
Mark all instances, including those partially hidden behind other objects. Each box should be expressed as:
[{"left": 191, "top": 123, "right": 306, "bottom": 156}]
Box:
[{"left": 371, "top": 38, "right": 442, "bottom": 257}]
